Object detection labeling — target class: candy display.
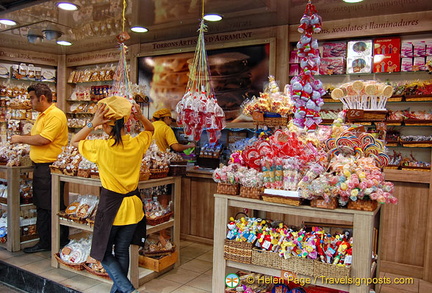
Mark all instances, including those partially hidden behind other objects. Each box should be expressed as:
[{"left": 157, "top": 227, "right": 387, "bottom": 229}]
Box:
[
  {"left": 0, "top": 142, "right": 31, "bottom": 167},
  {"left": 242, "top": 76, "right": 293, "bottom": 117},
  {"left": 288, "top": 1, "right": 325, "bottom": 130},
  {"left": 176, "top": 20, "right": 226, "bottom": 143}
]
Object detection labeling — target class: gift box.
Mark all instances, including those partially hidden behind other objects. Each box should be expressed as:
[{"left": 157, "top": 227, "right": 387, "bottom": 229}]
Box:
[
  {"left": 347, "top": 40, "right": 373, "bottom": 57},
  {"left": 289, "top": 49, "right": 299, "bottom": 63},
  {"left": 319, "top": 57, "right": 345, "bottom": 75},
  {"left": 413, "top": 40, "right": 426, "bottom": 57},
  {"left": 413, "top": 57, "right": 426, "bottom": 71},
  {"left": 373, "top": 37, "right": 400, "bottom": 55},
  {"left": 426, "top": 40, "right": 432, "bottom": 56},
  {"left": 322, "top": 41, "right": 347, "bottom": 57},
  {"left": 373, "top": 54, "right": 400, "bottom": 73},
  {"left": 289, "top": 63, "right": 300, "bottom": 76}
]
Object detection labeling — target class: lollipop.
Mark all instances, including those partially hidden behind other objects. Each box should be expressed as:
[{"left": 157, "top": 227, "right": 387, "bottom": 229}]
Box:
[
  {"left": 365, "top": 84, "right": 379, "bottom": 110},
  {"left": 331, "top": 88, "right": 349, "bottom": 108},
  {"left": 352, "top": 80, "right": 364, "bottom": 109},
  {"left": 377, "top": 85, "right": 394, "bottom": 110}
]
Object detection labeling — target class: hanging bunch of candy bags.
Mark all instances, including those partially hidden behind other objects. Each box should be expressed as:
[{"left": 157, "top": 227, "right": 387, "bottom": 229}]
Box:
[
  {"left": 288, "top": 0, "right": 326, "bottom": 131},
  {"left": 176, "top": 19, "right": 226, "bottom": 143}
]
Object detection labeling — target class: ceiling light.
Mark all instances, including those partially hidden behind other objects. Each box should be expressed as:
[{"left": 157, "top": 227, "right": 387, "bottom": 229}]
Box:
[
  {"left": 343, "top": 0, "right": 363, "bottom": 3},
  {"left": 0, "top": 19, "right": 17, "bottom": 26},
  {"left": 57, "top": 2, "right": 79, "bottom": 11},
  {"left": 131, "top": 26, "right": 148, "bottom": 33},
  {"left": 57, "top": 40, "right": 72, "bottom": 46},
  {"left": 43, "top": 29, "right": 63, "bottom": 40},
  {"left": 203, "top": 14, "right": 223, "bottom": 22}
]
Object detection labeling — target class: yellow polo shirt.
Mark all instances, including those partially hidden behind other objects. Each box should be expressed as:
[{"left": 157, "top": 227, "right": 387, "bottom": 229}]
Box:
[
  {"left": 30, "top": 104, "right": 68, "bottom": 163},
  {"left": 79, "top": 131, "right": 152, "bottom": 225},
  {"left": 152, "top": 120, "right": 178, "bottom": 152}
]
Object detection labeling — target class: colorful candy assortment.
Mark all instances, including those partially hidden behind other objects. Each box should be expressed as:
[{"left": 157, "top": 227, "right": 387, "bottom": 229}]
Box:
[
  {"left": 226, "top": 216, "right": 353, "bottom": 266},
  {"left": 288, "top": 2, "right": 326, "bottom": 130},
  {"left": 176, "top": 20, "right": 226, "bottom": 143}
]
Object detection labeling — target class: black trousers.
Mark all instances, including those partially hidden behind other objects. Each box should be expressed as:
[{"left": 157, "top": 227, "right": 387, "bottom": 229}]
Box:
[{"left": 33, "top": 163, "right": 69, "bottom": 248}]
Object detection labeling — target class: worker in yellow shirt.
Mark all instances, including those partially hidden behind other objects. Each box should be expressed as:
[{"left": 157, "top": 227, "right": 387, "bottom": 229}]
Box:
[
  {"left": 152, "top": 108, "right": 195, "bottom": 152},
  {"left": 11, "top": 83, "right": 69, "bottom": 253},
  {"left": 71, "top": 96, "right": 154, "bottom": 293}
]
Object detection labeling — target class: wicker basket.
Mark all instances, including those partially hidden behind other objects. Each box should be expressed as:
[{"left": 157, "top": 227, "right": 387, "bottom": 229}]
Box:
[
  {"left": 149, "top": 168, "right": 169, "bottom": 179},
  {"left": 146, "top": 212, "right": 173, "bottom": 226},
  {"left": 347, "top": 199, "right": 378, "bottom": 211},
  {"left": 49, "top": 166, "right": 63, "bottom": 174},
  {"left": 223, "top": 239, "right": 253, "bottom": 264},
  {"left": 310, "top": 197, "right": 338, "bottom": 209},
  {"left": 139, "top": 172, "right": 150, "bottom": 181},
  {"left": 281, "top": 256, "right": 314, "bottom": 276},
  {"left": 77, "top": 169, "right": 91, "bottom": 178},
  {"left": 54, "top": 253, "right": 85, "bottom": 271},
  {"left": 83, "top": 263, "right": 111, "bottom": 280},
  {"left": 90, "top": 172, "right": 100, "bottom": 179},
  {"left": 251, "top": 248, "right": 282, "bottom": 269},
  {"left": 313, "top": 261, "right": 351, "bottom": 278},
  {"left": 262, "top": 194, "right": 301, "bottom": 206},
  {"left": 217, "top": 183, "right": 240, "bottom": 195},
  {"left": 240, "top": 186, "right": 263, "bottom": 199}
]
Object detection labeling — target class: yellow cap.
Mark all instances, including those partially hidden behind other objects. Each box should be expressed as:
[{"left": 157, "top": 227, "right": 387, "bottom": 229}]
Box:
[
  {"left": 153, "top": 108, "right": 172, "bottom": 119},
  {"left": 97, "top": 96, "right": 132, "bottom": 125}
]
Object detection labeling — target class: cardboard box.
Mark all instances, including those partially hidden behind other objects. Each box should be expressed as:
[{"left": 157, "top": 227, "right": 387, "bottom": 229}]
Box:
[
  {"left": 347, "top": 40, "right": 373, "bottom": 57},
  {"left": 401, "top": 58, "right": 413, "bottom": 72},
  {"left": 373, "top": 37, "right": 400, "bottom": 55},
  {"left": 138, "top": 250, "right": 178, "bottom": 272},
  {"left": 347, "top": 56, "right": 372, "bottom": 73},
  {"left": 322, "top": 41, "right": 347, "bottom": 57},
  {"left": 401, "top": 41, "right": 413, "bottom": 58},
  {"left": 319, "top": 57, "right": 345, "bottom": 75},
  {"left": 373, "top": 54, "right": 401, "bottom": 73},
  {"left": 413, "top": 40, "right": 426, "bottom": 57},
  {"left": 413, "top": 57, "right": 426, "bottom": 71}
]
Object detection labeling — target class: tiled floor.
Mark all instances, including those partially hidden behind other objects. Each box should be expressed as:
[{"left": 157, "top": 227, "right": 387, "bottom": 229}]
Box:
[
  {"left": 1, "top": 240, "right": 432, "bottom": 293},
  {"left": 0, "top": 240, "right": 213, "bottom": 293}
]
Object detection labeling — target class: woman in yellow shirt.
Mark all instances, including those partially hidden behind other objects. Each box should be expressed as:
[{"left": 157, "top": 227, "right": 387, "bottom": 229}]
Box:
[{"left": 71, "top": 96, "right": 154, "bottom": 293}]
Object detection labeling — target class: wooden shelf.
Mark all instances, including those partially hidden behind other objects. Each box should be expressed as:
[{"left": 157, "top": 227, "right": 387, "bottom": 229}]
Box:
[{"left": 51, "top": 174, "right": 182, "bottom": 288}]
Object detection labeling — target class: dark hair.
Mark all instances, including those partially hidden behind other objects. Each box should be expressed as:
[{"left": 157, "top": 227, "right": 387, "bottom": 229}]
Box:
[
  {"left": 109, "top": 118, "right": 125, "bottom": 146},
  {"left": 27, "top": 83, "right": 53, "bottom": 103}
]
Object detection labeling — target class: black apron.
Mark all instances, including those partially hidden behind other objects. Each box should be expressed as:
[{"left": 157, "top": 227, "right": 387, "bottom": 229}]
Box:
[{"left": 90, "top": 187, "right": 146, "bottom": 261}]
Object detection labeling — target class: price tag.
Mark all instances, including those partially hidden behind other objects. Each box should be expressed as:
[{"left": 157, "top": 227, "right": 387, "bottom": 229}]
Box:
[
  {"left": 252, "top": 111, "right": 264, "bottom": 121},
  {"left": 347, "top": 109, "right": 364, "bottom": 120}
]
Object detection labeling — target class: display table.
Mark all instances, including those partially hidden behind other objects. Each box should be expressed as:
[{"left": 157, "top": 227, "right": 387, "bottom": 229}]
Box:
[
  {"left": 212, "top": 194, "right": 381, "bottom": 293},
  {"left": 50, "top": 173, "right": 181, "bottom": 287},
  {"left": 0, "top": 165, "right": 37, "bottom": 252}
]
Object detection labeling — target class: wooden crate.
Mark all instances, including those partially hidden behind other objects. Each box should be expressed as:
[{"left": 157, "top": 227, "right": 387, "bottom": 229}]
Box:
[{"left": 138, "top": 249, "right": 178, "bottom": 272}]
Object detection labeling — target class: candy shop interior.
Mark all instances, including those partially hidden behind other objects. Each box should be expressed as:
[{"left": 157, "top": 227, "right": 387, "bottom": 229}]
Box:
[{"left": 0, "top": 0, "right": 432, "bottom": 293}]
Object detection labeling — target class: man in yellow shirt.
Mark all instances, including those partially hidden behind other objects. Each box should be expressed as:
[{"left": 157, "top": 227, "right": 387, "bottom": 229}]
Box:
[
  {"left": 11, "top": 83, "right": 69, "bottom": 253},
  {"left": 152, "top": 108, "right": 195, "bottom": 152}
]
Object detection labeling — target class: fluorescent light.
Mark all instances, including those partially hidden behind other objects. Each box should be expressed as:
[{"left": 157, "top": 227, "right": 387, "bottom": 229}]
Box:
[
  {"left": 131, "top": 26, "right": 148, "bottom": 33},
  {"left": 0, "top": 19, "right": 17, "bottom": 26},
  {"left": 203, "top": 14, "right": 223, "bottom": 22},
  {"left": 57, "top": 40, "right": 72, "bottom": 46},
  {"left": 57, "top": 2, "right": 79, "bottom": 11},
  {"left": 343, "top": 0, "right": 363, "bottom": 3}
]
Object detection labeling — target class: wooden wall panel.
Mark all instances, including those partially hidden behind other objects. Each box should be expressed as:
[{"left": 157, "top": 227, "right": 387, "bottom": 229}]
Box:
[{"left": 380, "top": 182, "right": 429, "bottom": 267}]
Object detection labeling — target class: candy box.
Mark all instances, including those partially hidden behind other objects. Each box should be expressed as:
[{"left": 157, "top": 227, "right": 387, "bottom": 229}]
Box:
[
  {"left": 322, "top": 41, "right": 347, "bottom": 57},
  {"left": 319, "top": 57, "right": 345, "bottom": 75},
  {"left": 401, "top": 58, "right": 413, "bottom": 72},
  {"left": 289, "top": 63, "right": 300, "bottom": 76},
  {"left": 413, "top": 57, "right": 426, "bottom": 71},
  {"left": 373, "top": 54, "right": 400, "bottom": 73},
  {"left": 289, "top": 49, "right": 299, "bottom": 63},
  {"left": 401, "top": 41, "right": 413, "bottom": 58},
  {"left": 373, "top": 37, "right": 400, "bottom": 55},
  {"left": 426, "top": 40, "right": 432, "bottom": 56},
  {"left": 346, "top": 56, "right": 372, "bottom": 73},
  {"left": 413, "top": 40, "right": 426, "bottom": 57},
  {"left": 347, "top": 40, "right": 372, "bottom": 57}
]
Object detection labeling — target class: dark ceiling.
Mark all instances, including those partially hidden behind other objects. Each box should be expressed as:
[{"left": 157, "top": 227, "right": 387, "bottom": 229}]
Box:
[{"left": 0, "top": 0, "right": 431, "bottom": 55}]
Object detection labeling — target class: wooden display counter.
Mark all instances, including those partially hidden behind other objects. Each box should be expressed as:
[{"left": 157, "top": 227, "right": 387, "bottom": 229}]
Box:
[{"left": 212, "top": 194, "right": 381, "bottom": 293}]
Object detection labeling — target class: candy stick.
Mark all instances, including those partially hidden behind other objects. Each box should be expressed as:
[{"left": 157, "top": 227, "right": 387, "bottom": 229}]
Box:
[
  {"left": 331, "top": 88, "right": 348, "bottom": 108},
  {"left": 352, "top": 80, "right": 364, "bottom": 109},
  {"left": 378, "top": 85, "right": 394, "bottom": 109}
]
